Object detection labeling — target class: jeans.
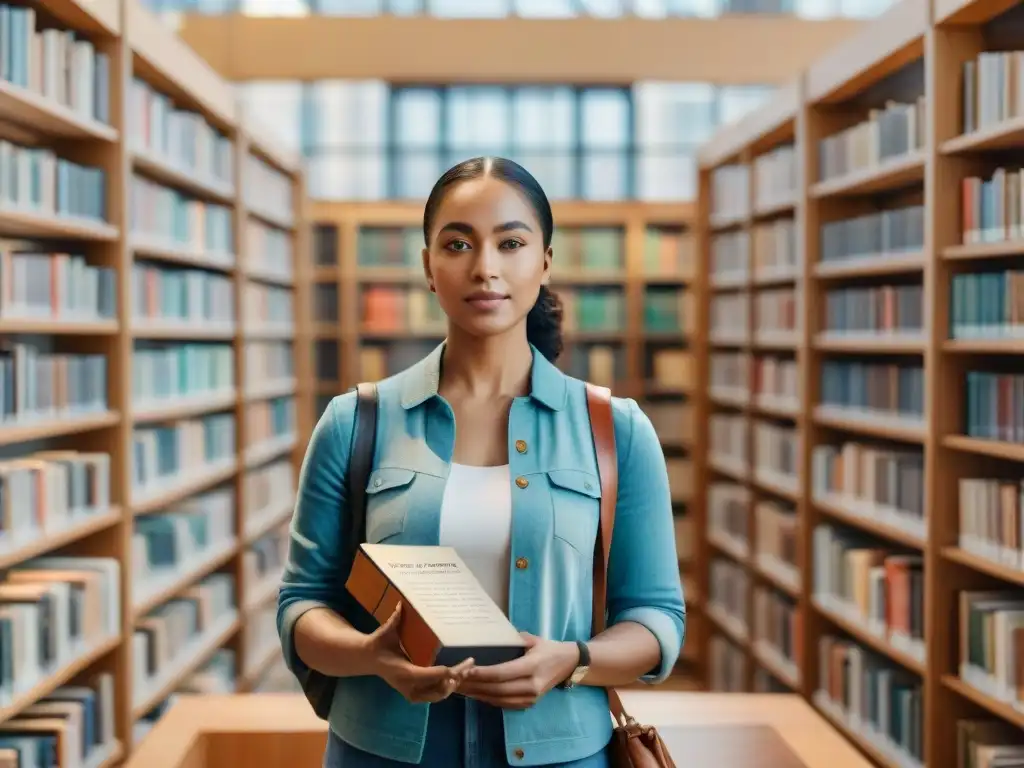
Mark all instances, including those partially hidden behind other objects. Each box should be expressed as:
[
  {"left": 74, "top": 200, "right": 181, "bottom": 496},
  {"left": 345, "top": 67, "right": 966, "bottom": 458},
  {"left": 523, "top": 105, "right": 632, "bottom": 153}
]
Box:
[{"left": 323, "top": 694, "right": 611, "bottom": 767}]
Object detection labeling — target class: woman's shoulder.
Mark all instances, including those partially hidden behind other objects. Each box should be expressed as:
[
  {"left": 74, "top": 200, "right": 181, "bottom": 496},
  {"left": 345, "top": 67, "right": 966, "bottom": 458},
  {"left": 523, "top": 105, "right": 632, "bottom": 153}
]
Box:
[{"left": 561, "top": 376, "right": 658, "bottom": 462}]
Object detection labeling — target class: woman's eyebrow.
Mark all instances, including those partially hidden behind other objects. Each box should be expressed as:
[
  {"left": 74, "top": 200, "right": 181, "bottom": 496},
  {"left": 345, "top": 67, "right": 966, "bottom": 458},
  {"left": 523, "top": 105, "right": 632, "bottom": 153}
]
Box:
[{"left": 439, "top": 220, "right": 534, "bottom": 235}]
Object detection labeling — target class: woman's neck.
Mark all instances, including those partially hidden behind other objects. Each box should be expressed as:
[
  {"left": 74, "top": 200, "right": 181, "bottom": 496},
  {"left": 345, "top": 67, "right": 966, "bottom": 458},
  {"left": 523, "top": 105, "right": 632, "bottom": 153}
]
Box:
[{"left": 440, "top": 328, "right": 533, "bottom": 400}]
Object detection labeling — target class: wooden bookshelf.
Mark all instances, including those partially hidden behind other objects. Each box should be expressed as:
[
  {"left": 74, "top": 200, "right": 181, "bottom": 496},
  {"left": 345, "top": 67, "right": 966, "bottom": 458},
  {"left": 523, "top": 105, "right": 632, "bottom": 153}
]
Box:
[
  {"left": 307, "top": 199, "right": 703, "bottom": 684},
  {"left": 696, "top": 0, "right": 1024, "bottom": 765},
  {"left": 0, "top": 0, "right": 311, "bottom": 762}
]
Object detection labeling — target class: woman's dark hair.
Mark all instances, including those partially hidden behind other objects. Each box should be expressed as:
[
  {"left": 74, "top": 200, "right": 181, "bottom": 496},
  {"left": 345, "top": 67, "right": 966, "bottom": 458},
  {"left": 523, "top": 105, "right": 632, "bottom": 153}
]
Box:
[{"left": 422, "top": 156, "right": 564, "bottom": 362}]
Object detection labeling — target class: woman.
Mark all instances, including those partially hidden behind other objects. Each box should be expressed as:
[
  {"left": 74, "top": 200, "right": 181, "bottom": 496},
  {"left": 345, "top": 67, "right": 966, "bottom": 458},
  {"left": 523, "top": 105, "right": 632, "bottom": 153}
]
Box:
[{"left": 278, "top": 157, "right": 685, "bottom": 767}]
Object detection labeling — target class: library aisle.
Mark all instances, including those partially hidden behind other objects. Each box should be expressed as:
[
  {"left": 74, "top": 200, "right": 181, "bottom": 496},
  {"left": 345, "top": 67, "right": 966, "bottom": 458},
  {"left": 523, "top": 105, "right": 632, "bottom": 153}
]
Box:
[
  {"left": 694, "top": 0, "right": 1024, "bottom": 766},
  {"left": 0, "top": 0, "right": 312, "bottom": 763}
]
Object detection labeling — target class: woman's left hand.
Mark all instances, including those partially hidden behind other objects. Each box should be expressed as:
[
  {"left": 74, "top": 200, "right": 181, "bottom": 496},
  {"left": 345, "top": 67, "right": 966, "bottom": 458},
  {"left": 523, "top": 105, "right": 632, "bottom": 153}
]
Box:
[{"left": 457, "top": 633, "right": 580, "bottom": 709}]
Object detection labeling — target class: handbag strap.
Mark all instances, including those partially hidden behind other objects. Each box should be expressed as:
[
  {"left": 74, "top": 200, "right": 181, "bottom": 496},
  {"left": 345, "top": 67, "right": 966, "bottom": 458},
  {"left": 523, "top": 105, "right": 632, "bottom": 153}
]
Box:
[
  {"left": 347, "top": 382, "right": 379, "bottom": 550},
  {"left": 584, "top": 382, "right": 630, "bottom": 724}
]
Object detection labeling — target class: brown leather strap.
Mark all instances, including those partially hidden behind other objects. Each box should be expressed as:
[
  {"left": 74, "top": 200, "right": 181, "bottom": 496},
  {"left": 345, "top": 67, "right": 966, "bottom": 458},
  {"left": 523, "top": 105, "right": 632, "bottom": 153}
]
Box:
[{"left": 584, "top": 382, "right": 629, "bottom": 723}]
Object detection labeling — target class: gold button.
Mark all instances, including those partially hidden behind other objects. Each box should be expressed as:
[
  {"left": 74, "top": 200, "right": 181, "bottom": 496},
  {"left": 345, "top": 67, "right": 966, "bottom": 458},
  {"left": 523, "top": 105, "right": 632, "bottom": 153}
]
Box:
[
  {"left": 515, "top": 476, "right": 529, "bottom": 489},
  {"left": 515, "top": 439, "right": 527, "bottom": 454},
  {"left": 515, "top": 557, "right": 528, "bottom": 570},
  {"left": 514, "top": 748, "right": 525, "bottom": 759}
]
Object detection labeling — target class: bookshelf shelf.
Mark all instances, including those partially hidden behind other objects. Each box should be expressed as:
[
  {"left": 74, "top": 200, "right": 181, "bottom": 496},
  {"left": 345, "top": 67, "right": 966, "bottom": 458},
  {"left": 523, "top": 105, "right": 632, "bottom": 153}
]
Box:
[
  {"left": 695, "top": 0, "right": 1024, "bottom": 764},
  {"left": 0, "top": 0, "right": 311, "bottom": 761}
]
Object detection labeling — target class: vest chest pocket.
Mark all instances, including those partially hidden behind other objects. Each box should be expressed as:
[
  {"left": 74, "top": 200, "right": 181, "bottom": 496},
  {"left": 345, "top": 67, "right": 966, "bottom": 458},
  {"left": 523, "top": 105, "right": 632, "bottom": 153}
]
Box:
[
  {"left": 546, "top": 469, "right": 602, "bottom": 557},
  {"left": 365, "top": 467, "right": 416, "bottom": 543}
]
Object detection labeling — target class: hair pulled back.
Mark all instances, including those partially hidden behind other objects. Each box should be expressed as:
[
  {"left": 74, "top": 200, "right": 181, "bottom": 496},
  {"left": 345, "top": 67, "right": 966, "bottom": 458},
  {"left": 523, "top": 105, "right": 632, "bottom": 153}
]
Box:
[{"left": 422, "top": 156, "right": 563, "bottom": 362}]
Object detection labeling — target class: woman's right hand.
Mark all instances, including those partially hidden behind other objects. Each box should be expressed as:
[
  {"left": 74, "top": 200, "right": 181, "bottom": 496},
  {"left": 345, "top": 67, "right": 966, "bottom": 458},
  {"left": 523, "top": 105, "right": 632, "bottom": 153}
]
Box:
[{"left": 366, "top": 602, "right": 474, "bottom": 704}]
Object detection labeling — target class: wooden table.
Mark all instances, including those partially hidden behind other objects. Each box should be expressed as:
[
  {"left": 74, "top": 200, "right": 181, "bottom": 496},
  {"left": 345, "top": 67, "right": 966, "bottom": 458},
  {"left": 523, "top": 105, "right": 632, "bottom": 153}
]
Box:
[{"left": 125, "top": 691, "right": 874, "bottom": 767}]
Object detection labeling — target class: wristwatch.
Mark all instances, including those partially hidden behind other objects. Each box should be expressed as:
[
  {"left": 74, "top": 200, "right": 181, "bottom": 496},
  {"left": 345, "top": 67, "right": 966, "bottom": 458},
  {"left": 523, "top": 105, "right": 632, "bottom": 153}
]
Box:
[{"left": 559, "top": 640, "right": 591, "bottom": 689}]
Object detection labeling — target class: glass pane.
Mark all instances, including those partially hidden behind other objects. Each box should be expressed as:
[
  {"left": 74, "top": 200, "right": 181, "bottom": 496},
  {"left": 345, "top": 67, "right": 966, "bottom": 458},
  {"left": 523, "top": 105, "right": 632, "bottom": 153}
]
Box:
[
  {"left": 237, "top": 81, "right": 303, "bottom": 157},
  {"left": 240, "top": 0, "right": 310, "bottom": 15},
  {"left": 395, "top": 150, "right": 444, "bottom": 199},
  {"left": 512, "top": 87, "right": 576, "bottom": 149},
  {"left": 427, "top": 0, "right": 507, "bottom": 15},
  {"left": 634, "top": 81, "right": 716, "bottom": 147},
  {"left": 636, "top": 150, "right": 696, "bottom": 201},
  {"left": 315, "top": 0, "right": 383, "bottom": 12},
  {"left": 386, "top": 0, "right": 425, "bottom": 12},
  {"left": 308, "top": 80, "right": 389, "bottom": 149},
  {"left": 514, "top": 0, "right": 575, "bottom": 16},
  {"left": 794, "top": 0, "right": 837, "bottom": 16},
  {"left": 393, "top": 88, "right": 443, "bottom": 148},
  {"left": 510, "top": 153, "right": 575, "bottom": 200},
  {"left": 717, "top": 84, "right": 775, "bottom": 127},
  {"left": 580, "top": 89, "right": 630, "bottom": 149},
  {"left": 635, "top": 0, "right": 718, "bottom": 16},
  {"left": 839, "top": 0, "right": 892, "bottom": 16},
  {"left": 307, "top": 151, "right": 387, "bottom": 200},
  {"left": 578, "top": 0, "right": 625, "bottom": 15},
  {"left": 582, "top": 152, "right": 628, "bottom": 200},
  {"left": 446, "top": 86, "right": 511, "bottom": 154}
]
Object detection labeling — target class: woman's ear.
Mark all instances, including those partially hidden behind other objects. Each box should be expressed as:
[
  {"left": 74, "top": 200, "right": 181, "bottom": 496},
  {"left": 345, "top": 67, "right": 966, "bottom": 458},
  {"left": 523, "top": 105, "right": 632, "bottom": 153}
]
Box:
[
  {"left": 541, "top": 245, "right": 553, "bottom": 285},
  {"left": 422, "top": 247, "right": 434, "bottom": 292}
]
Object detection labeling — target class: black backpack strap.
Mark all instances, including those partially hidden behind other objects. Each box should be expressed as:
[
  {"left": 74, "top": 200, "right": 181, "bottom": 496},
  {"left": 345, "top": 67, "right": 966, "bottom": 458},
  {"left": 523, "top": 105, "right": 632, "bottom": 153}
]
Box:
[
  {"left": 301, "top": 382, "right": 378, "bottom": 722},
  {"left": 348, "top": 382, "right": 379, "bottom": 551}
]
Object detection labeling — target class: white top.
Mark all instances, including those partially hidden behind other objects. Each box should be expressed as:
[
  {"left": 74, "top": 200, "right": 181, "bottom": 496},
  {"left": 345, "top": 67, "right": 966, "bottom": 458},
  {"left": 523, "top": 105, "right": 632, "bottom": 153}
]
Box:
[{"left": 438, "top": 462, "right": 513, "bottom": 613}]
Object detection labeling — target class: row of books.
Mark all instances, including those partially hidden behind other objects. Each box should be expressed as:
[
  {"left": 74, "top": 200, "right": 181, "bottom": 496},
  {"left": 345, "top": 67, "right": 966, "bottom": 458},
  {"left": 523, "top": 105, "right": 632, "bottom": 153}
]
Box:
[
  {"left": 560, "top": 345, "right": 626, "bottom": 390},
  {"left": 130, "top": 175, "right": 234, "bottom": 258},
  {"left": 817, "top": 97, "right": 926, "bottom": 183},
  {"left": 132, "top": 262, "right": 235, "bottom": 330},
  {"left": 711, "top": 164, "right": 750, "bottom": 223},
  {"left": 815, "top": 637, "right": 924, "bottom": 768},
  {"left": 755, "top": 500, "right": 800, "bottom": 591},
  {"left": 244, "top": 458, "right": 295, "bottom": 540},
  {"left": 0, "top": 140, "right": 107, "bottom": 223},
  {"left": 819, "top": 205, "right": 925, "bottom": 267},
  {"left": 964, "top": 371, "right": 1024, "bottom": 444},
  {"left": 644, "top": 347, "right": 692, "bottom": 392},
  {"left": 960, "top": 50, "right": 1024, "bottom": 137},
  {"left": 0, "top": 248, "right": 117, "bottom": 322},
  {"left": 755, "top": 288, "right": 799, "bottom": 335},
  {"left": 709, "top": 557, "right": 750, "bottom": 639},
  {"left": 961, "top": 167, "right": 1024, "bottom": 247},
  {"left": 559, "top": 288, "right": 627, "bottom": 333},
  {"left": 812, "top": 440, "right": 926, "bottom": 539},
  {"left": 642, "top": 287, "right": 688, "bottom": 334},
  {"left": 819, "top": 361, "right": 926, "bottom": 425},
  {"left": 244, "top": 155, "right": 293, "bottom": 229},
  {"left": 755, "top": 356, "right": 798, "bottom": 407},
  {"left": 709, "top": 483, "right": 750, "bottom": 556},
  {"left": 132, "top": 343, "right": 235, "bottom": 410},
  {"left": 244, "top": 283, "right": 294, "bottom": 331},
  {"left": 710, "top": 352, "right": 747, "bottom": 395},
  {"left": 958, "top": 476, "right": 1024, "bottom": 570},
  {"left": 0, "top": 555, "right": 120, "bottom": 704},
  {"left": 247, "top": 219, "right": 294, "bottom": 283},
  {"left": 752, "top": 219, "right": 799, "bottom": 278},
  {"left": 709, "top": 413, "right": 748, "bottom": 470},
  {"left": 754, "top": 421, "right": 799, "bottom": 486},
  {"left": 950, "top": 270, "right": 1024, "bottom": 339},
  {"left": 0, "top": 3, "right": 111, "bottom": 126},
  {"left": 710, "top": 293, "right": 747, "bottom": 342},
  {"left": 246, "top": 397, "right": 297, "bottom": 450},
  {"left": 0, "top": 344, "right": 108, "bottom": 425},
  {"left": 245, "top": 341, "right": 295, "bottom": 387},
  {"left": 131, "top": 489, "right": 235, "bottom": 605},
  {"left": 642, "top": 227, "right": 693, "bottom": 278},
  {"left": 959, "top": 590, "right": 1024, "bottom": 713},
  {"left": 0, "top": 451, "right": 111, "bottom": 554},
  {"left": 711, "top": 230, "right": 749, "bottom": 280},
  {"left": 243, "top": 524, "right": 288, "bottom": 608},
  {"left": 0, "top": 671, "right": 115, "bottom": 768},
  {"left": 361, "top": 286, "right": 446, "bottom": 335},
  {"left": 643, "top": 401, "right": 693, "bottom": 448},
  {"left": 753, "top": 587, "right": 801, "bottom": 681},
  {"left": 812, "top": 523, "right": 925, "bottom": 665},
  {"left": 822, "top": 284, "right": 925, "bottom": 337},
  {"left": 130, "top": 414, "right": 236, "bottom": 501},
  {"left": 710, "top": 635, "right": 747, "bottom": 692},
  {"left": 128, "top": 76, "right": 234, "bottom": 193},
  {"left": 753, "top": 144, "right": 798, "bottom": 211},
  {"left": 133, "top": 572, "right": 237, "bottom": 708}
]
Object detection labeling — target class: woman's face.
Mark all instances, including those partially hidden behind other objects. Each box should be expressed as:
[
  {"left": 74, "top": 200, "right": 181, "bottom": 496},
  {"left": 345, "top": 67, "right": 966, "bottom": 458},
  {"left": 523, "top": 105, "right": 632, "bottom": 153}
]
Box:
[{"left": 423, "top": 175, "right": 551, "bottom": 342}]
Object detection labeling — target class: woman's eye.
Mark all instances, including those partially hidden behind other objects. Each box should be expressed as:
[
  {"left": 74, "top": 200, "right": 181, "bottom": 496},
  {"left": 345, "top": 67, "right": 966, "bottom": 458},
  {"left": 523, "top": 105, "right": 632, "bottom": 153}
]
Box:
[
  {"left": 501, "top": 239, "right": 525, "bottom": 250},
  {"left": 447, "top": 240, "right": 471, "bottom": 251}
]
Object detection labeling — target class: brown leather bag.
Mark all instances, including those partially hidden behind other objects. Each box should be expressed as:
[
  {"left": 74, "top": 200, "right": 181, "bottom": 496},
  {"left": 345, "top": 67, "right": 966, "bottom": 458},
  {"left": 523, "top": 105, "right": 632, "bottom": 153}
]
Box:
[{"left": 585, "top": 383, "right": 678, "bottom": 768}]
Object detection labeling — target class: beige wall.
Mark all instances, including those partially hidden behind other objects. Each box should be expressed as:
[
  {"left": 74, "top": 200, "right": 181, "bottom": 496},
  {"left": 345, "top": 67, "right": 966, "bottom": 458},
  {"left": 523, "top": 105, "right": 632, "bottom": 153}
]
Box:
[{"left": 177, "top": 15, "right": 866, "bottom": 84}]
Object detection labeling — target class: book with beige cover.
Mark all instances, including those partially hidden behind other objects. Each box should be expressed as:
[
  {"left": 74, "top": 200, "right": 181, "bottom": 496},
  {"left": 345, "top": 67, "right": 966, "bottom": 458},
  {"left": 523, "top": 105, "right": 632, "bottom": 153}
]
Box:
[{"left": 346, "top": 543, "right": 527, "bottom": 667}]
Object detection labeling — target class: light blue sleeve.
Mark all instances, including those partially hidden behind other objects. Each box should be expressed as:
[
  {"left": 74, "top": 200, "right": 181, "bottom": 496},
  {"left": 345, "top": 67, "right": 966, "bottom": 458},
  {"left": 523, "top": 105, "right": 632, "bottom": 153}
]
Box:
[
  {"left": 277, "top": 391, "right": 358, "bottom": 677},
  {"left": 606, "top": 397, "right": 686, "bottom": 683}
]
